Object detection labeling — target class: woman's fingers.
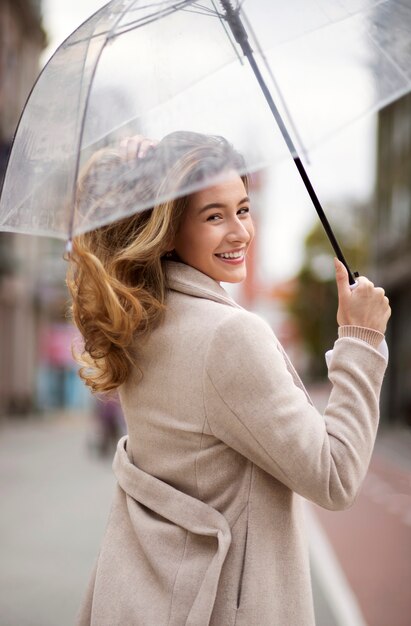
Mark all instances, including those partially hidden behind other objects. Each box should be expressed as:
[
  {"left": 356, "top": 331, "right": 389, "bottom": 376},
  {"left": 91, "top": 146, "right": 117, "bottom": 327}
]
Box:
[
  {"left": 334, "top": 259, "right": 391, "bottom": 333},
  {"left": 119, "top": 136, "right": 140, "bottom": 160},
  {"left": 136, "top": 139, "right": 156, "bottom": 159},
  {"left": 119, "top": 135, "right": 157, "bottom": 161},
  {"left": 334, "top": 258, "right": 351, "bottom": 300}
]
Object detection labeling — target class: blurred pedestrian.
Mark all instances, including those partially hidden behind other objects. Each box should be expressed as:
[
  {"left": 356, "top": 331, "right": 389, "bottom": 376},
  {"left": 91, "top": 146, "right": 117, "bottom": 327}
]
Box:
[
  {"left": 90, "top": 393, "right": 126, "bottom": 458},
  {"left": 66, "top": 132, "right": 391, "bottom": 625}
]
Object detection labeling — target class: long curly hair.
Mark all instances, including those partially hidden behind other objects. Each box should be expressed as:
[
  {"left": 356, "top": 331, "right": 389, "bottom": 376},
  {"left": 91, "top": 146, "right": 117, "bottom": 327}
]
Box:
[{"left": 66, "top": 131, "right": 248, "bottom": 393}]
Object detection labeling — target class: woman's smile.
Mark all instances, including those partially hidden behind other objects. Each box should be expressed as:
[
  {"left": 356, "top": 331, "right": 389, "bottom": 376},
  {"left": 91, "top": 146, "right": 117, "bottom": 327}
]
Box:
[{"left": 215, "top": 247, "right": 246, "bottom": 264}]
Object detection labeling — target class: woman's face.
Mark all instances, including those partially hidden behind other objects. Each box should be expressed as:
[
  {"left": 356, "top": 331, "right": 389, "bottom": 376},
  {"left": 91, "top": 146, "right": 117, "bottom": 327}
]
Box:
[{"left": 173, "top": 170, "right": 254, "bottom": 283}]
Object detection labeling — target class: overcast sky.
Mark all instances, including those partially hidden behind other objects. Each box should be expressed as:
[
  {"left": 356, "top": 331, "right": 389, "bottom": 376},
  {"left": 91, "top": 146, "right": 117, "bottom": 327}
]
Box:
[{"left": 40, "top": 0, "right": 377, "bottom": 283}]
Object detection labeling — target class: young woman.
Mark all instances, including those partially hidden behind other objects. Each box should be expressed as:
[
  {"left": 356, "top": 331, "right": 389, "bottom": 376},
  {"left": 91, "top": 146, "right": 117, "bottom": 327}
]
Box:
[{"left": 68, "top": 131, "right": 391, "bottom": 626}]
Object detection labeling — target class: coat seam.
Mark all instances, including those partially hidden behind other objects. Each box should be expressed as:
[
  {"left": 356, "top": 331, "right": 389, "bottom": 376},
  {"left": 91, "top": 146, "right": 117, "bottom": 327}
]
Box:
[
  {"left": 195, "top": 414, "right": 208, "bottom": 501},
  {"left": 197, "top": 347, "right": 214, "bottom": 502},
  {"left": 236, "top": 463, "right": 254, "bottom": 611},
  {"left": 236, "top": 521, "right": 248, "bottom": 610},
  {"left": 167, "top": 529, "right": 189, "bottom": 626},
  {"left": 204, "top": 369, "right": 294, "bottom": 487}
]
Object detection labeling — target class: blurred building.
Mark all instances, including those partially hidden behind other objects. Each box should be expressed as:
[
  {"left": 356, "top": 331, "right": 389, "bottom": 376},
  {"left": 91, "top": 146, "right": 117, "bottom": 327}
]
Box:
[
  {"left": 0, "top": 1, "right": 46, "bottom": 415},
  {"left": 0, "top": 0, "right": 45, "bottom": 163},
  {"left": 374, "top": 93, "right": 411, "bottom": 428}
]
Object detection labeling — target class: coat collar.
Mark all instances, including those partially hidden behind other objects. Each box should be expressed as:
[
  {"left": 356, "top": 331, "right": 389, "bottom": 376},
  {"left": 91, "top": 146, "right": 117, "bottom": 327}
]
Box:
[{"left": 165, "top": 261, "right": 242, "bottom": 309}]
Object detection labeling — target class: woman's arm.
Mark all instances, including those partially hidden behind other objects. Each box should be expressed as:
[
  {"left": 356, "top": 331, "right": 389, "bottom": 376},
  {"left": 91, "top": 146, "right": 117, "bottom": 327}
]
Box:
[
  {"left": 203, "top": 277, "right": 389, "bottom": 513},
  {"left": 203, "top": 310, "right": 387, "bottom": 510}
]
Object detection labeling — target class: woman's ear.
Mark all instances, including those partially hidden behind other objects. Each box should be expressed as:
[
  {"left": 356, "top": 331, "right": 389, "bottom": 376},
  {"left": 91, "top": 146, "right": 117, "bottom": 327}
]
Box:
[
  {"left": 162, "top": 237, "right": 175, "bottom": 259},
  {"left": 164, "top": 236, "right": 175, "bottom": 253}
]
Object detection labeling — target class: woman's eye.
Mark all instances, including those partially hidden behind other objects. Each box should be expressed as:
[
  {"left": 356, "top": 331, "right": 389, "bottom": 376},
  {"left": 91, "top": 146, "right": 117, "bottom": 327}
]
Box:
[
  {"left": 238, "top": 207, "right": 250, "bottom": 215},
  {"left": 206, "top": 214, "right": 222, "bottom": 221}
]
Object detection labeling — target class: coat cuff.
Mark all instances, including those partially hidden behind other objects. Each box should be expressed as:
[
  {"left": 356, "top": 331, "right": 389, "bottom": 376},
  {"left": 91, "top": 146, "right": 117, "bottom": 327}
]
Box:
[{"left": 337, "top": 325, "right": 385, "bottom": 349}]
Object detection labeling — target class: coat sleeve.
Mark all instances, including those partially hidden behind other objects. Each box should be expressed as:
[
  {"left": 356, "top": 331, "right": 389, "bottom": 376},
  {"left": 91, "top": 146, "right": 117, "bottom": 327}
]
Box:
[{"left": 203, "top": 309, "right": 388, "bottom": 511}]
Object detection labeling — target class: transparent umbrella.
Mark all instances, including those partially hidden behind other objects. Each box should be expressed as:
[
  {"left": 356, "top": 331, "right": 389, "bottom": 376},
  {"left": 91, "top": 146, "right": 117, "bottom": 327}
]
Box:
[{"left": 1, "top": 0, "right": 410, "bottom": 282}]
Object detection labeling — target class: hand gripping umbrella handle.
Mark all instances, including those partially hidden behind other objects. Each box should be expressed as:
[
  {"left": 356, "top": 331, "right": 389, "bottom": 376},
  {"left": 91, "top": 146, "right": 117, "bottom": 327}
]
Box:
[{"left": 219, "top": 0, "right": 359, "bottom": 285}]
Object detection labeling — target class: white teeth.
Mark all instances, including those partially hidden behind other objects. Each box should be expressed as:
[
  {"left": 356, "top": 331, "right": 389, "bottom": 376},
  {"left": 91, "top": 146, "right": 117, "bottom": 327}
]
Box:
[{"left": 218, "top": 251, "right": 244, "bottom": 259}]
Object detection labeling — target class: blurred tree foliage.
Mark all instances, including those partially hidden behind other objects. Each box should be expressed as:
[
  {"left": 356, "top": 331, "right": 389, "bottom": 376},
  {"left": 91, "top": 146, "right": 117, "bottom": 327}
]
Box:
[{"left": 286, "top": 199, "right": 371, "bottom": 380}]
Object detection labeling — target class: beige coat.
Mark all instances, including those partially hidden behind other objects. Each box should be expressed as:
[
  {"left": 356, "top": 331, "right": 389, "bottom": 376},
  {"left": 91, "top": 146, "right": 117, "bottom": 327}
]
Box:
[{"left": 77, "top": 261, "right": 387, "bottom": 626}]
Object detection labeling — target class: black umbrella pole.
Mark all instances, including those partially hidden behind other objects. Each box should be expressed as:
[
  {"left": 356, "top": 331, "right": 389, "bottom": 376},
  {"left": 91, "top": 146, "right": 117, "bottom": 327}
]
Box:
[
  {"left": 292, "top": 155, "right": 359, "bottom": 283},
  {"left": 220, "top": 0, "right": 358, "bottom": 285}
]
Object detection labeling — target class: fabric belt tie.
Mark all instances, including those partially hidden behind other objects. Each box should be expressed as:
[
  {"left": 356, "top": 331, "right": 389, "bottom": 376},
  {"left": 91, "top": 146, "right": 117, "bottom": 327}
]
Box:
[{"left": 112, "top": 435, "right": 232, "bottom": 626}]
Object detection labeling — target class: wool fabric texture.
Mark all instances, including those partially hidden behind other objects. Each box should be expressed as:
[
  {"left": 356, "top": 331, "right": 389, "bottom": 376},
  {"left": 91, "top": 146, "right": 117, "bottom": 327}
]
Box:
[{"left": 77, "top": 261, "right": 387, "bottom": 626}]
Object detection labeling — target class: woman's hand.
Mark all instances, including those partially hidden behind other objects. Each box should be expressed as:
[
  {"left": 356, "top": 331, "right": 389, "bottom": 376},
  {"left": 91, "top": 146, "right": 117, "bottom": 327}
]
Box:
[
  {"left": 334, "top": 258, "right": 391, "bottom": 334},
  {"left": 119, "top": 135, "right": 157, "bottom": 161}
]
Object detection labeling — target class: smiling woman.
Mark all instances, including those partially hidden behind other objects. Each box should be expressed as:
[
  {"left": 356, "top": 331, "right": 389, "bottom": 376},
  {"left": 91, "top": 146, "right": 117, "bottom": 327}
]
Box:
[
  {"left": 66, "top": 130, "right": 391, "bottom": 626},
  {"left": 67, "top": 131, "right": 249, "bottom": 392}
]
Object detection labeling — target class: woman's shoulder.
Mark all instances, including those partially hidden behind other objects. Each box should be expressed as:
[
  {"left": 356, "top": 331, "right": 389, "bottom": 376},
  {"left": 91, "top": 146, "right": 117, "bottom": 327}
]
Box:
[{"left": 206, "top": 306, "right": 277, "bottom": 357}]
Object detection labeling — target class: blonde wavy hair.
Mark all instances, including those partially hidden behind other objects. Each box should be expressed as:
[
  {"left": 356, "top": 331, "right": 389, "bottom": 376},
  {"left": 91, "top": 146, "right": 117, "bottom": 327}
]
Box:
[{"left": 66, "top": 131, "right": 248, "bottom": 393}]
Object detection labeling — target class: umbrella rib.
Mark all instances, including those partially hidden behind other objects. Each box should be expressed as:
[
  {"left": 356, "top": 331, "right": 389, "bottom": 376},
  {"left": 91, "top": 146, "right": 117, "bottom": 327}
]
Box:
[
  {"left": 67, "top": 0, "right": 142, "bottom": 244},
  {"left": 66, "top": 0, "right": 197, "bottom": 45},
  {"left": 189, "top": 2, "right": 223, "bottom": 16},
  {"left": 181, "top": 7, "right": 221, "bottom": 17},
  {"left": 110, "top": 0, "right": 199, "bottom": 38}
]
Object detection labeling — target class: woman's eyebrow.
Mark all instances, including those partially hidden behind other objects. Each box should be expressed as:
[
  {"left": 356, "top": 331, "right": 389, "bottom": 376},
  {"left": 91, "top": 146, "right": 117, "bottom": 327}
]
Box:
[{"left": 198, "top": 196, "right": 250, "bottom": 214}]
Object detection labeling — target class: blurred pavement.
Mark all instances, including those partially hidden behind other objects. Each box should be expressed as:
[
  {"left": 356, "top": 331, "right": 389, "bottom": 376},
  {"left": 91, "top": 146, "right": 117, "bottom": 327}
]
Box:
[{"left": 0, "top": 411, "right": 115, "bottom": 626}]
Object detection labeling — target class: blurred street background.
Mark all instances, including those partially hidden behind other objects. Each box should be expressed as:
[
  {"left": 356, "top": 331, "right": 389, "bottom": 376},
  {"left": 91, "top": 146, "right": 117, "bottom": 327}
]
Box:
[{"left": 1, "top": 1, "right": 410, "bottom": 625}]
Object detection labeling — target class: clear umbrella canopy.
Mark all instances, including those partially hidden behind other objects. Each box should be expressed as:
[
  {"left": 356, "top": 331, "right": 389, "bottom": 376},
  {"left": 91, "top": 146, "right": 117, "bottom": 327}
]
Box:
[{"left": 0, "top": 0, "right": 410, "bottom": 240}]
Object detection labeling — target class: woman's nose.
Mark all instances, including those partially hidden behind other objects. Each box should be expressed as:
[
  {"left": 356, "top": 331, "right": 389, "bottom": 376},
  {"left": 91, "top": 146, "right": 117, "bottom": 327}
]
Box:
[{"left": 226, "top": 217, "right": 251, "bottom": 242}]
